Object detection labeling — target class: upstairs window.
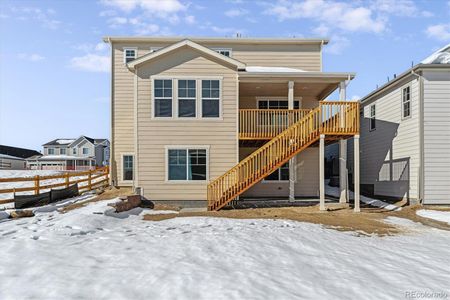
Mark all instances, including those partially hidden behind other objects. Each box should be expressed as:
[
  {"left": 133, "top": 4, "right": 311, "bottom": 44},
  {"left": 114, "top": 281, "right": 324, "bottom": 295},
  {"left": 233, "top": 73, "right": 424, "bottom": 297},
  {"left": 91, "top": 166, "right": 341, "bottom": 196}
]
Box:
[
  {"left": 202, "top": 80, "right": 220, "bottom": 118},
  {"left": 73, "top": 148, "right": 76, "bottom": 155},
  {"left": 48, "top": 148, "right": 55, "bottom": 155},
  {"left": 258, "top": 100, "right": 300, "bottom": 109},
  {"left": 60, "top": 148, "right": 66, "bottom": 155},
  {"left": 402, "top": 86, "right": 411, "bottom": 118},
  {"left": 82, "top": 148, "right": 89, "bottom": 155},
  {"left": 154, "top": 79, "right": 173, "bottom": 117},
  {"left": 370, "top": 104, "right": 376, "bottom": 131},
  {"left": 123, "top": 48, "right": 136, "bottom": 63},
  {"left": 178, "top": 80, "right": 196, "bottom": 117},
  {"left": 213, "top": 48, "right": 232, "bottom": 57}
]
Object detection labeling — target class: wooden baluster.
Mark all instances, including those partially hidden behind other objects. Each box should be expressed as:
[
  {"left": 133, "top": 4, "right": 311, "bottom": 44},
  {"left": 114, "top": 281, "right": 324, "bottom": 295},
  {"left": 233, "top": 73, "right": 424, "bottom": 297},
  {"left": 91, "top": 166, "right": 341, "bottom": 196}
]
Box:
[
  {"left": 65, "top": 172, "right": 69, "bottom": 188},
  {"left": 34, "top": 175, "right": 40, "bottom": 195}
]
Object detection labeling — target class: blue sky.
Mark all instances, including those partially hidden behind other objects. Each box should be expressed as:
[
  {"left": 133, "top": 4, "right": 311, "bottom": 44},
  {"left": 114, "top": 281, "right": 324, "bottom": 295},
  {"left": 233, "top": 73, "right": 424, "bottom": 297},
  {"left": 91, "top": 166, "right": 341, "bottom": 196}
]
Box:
[{"left": 0, "top": 0, "right": 449, "bottom": 151}]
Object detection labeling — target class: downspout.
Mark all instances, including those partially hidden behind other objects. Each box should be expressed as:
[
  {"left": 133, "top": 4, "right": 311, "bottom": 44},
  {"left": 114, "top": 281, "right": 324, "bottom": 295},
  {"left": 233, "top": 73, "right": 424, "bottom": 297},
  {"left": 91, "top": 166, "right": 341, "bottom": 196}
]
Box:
[
  {"left": 107, "top": 37, "right": 115, "bottom": 186},
  {"left": 411, "top": 68, "right": 424, "bottom": 204}
]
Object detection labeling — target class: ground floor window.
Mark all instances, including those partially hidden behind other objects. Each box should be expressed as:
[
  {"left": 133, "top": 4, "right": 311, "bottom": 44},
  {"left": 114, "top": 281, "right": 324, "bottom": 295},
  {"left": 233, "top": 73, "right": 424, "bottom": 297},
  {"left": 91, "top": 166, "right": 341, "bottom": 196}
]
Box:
[
  {"left": 123, "top": 155, "right": 134, "bottom": 181},
  {"left": 167, "top": 147, "right": 207, "bottom": 181},
  {"left": 265, "top": 162, "right": 290, "bottom": 181}
]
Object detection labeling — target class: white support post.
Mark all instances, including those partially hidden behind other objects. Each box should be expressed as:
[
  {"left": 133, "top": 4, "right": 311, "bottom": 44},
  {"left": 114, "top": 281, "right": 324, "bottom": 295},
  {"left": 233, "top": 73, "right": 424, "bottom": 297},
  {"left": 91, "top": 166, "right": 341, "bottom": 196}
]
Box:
[
  {"left": 288, "top": 81, "right": 296, "bottom": 202},
  {"left": 319, "top": 134, "right": 326, "bottom": 211},
  {"left": 339, "top": 80, "right": 348, "bottom": 203},
  {"left": 354, "top": 135, "right": 360, "bottom": 212}
]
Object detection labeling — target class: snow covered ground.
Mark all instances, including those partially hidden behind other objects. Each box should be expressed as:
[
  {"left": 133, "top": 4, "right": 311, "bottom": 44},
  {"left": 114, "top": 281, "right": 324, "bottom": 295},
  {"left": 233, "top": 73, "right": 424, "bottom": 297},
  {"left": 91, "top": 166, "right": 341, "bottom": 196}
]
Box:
[
  {"left": 1, "top": 198, "right": 449, "bottom": 300},
  {"left": 417, "top": 209, "right": 450, "bottom": 225},
  {"left": 0, "top": 170, "right": 107, "bottom": 208}
]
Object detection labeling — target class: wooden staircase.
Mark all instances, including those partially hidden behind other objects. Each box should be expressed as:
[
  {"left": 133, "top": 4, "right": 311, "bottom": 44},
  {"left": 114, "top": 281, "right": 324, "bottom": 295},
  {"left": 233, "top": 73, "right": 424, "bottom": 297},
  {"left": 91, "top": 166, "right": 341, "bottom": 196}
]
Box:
[{"left": 207, "top": 101, "right": 359, "bottom": 211}]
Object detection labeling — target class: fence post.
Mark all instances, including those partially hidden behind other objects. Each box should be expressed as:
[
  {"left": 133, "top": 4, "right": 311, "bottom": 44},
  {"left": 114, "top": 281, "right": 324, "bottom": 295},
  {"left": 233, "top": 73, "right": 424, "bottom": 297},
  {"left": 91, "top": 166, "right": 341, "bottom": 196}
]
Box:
[
  {"left": 65, "top": 172, "right": 69, "bottom": 188},
  {"left": 88, "top": 170, "right": 92, "bottom": 191},
  {"left": 34, "top": 175, "right": 40, "bottom": 195}
]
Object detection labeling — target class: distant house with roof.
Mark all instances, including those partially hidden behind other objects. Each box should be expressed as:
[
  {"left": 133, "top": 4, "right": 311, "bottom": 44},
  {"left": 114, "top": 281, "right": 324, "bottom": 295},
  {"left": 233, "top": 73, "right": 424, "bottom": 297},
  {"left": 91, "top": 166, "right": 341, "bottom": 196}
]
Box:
[
  {"left": 27, "top": 136, "right": 110, "bottom": 171},
  {"left": 341, "top": 44, "right": 450, "bottom": 205},
  {"left": 0, "top": 145, "right": 42, "bottom": 170}
]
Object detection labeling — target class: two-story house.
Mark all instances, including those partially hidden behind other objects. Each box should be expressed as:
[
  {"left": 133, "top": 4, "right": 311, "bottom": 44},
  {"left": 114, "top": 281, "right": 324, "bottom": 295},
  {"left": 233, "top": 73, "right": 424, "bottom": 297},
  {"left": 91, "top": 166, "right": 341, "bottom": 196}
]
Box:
[
  {"left": 27, "top": 135, "right": 110, "bottom": 170},
  {"left": 104, "top": 36, "right": 361, "bottom": 211}
]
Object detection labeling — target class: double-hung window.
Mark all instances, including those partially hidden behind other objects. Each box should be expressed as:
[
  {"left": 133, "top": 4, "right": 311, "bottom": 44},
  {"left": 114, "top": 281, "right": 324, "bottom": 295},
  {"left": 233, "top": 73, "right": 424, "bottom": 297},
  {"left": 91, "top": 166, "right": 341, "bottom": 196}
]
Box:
[
  {"left": 82, "top": 148, "right": 89, "bottom": 155},
  {"left": 402, "top": 86, "right": 411, "bottom": 118},
  {"left": 168, "top": 148, "right": 207, "bottom": 181},
  {"left": 178, "top": 80, "right": 196, "bottom": 117},
  {"left": 370, "top": 104, "right": 376, "bottom": 131},
  {"left": 202, "top": 80, "right": 220, "bottom": 118},
  {"left": 60, "top": 148, "right": 66, "bottom": 155},
  {"left": 124, "top": 48, "right": 136, "bottom": 63},
  {"left": 154, "top": 79, "right": 173, "bottom": 117},
  {"left": 48, "top": 148, "right": 55, "bottom": 155},
  {"left": 123, "top": 155, "right": 133, "bottom": 181}
]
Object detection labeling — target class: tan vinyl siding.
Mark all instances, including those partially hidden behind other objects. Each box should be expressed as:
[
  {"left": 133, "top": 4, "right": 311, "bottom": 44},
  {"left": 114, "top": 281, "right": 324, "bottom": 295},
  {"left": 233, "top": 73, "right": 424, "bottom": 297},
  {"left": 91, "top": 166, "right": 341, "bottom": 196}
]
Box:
[
  {"left": 112, "top": 42, "right": 322, "bottom": 72},
  {"left": 422, "top": 70, "right": 450, "bottom": 204},
  {"left": 135, "top": 48, "right": 238, "bottom": 201},
  {"left": 352, "top": 75, "right": 420, "bottom": 200},
  {"left": 239, "top": 147, "right": 319, "bottom": 197}
]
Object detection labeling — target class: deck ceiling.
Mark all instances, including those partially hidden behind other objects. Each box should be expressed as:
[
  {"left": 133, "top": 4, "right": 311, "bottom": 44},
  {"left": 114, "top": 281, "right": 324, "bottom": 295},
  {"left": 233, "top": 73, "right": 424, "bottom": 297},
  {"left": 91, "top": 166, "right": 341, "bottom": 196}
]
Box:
[{"left": 239, "top": 81, "right": 338, "bottom": 99}]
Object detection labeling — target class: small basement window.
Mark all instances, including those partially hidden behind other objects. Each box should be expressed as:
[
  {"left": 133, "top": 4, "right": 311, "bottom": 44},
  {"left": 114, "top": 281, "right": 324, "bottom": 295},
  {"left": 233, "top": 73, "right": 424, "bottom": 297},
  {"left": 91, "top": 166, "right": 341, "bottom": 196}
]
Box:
[
  {"left": 123, "top": 155, "right": 134, "bottom": 181},
  {"left": 167, "top": 148, "right": 207, "bottom": 181},
  {"left": 124, "top": 48, "right": 137, "bottom": 63}
]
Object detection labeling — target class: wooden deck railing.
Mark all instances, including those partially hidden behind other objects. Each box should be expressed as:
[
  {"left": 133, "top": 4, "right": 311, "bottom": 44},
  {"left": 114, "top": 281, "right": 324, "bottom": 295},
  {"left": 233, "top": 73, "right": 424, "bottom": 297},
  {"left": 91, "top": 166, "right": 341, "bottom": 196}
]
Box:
[
  {"left": 208, "top": 101, "right": 359, "bottom": 211},
  {"left": 239, "top": 109, "right": 311, "bottom": 139},
  {"left": 0, "top": 166, "right": 109, "bottom": 205}
]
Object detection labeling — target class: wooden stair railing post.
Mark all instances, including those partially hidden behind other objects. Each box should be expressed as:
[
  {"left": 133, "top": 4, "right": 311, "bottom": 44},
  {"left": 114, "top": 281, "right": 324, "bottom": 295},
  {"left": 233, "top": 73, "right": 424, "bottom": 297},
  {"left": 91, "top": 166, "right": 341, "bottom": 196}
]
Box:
[{"left": 65, "top": 172, "right": 69, "bottom": 188}]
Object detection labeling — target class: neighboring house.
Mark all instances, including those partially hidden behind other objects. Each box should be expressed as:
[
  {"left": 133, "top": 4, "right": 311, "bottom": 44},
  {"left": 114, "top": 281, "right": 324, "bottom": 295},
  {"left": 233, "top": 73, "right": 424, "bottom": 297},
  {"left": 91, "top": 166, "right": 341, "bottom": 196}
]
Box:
[
  {"left": 27, "top": 136, "right": 110, "bottom": 170},
  {"left": 342, "top": 44, "right": 450, "bottom": 205},
  {"left": 0, "top": 145, "right": 41, "bottom": 170},
  {"left": 104, "top": 36, "right": 361, "bottom": 210}
]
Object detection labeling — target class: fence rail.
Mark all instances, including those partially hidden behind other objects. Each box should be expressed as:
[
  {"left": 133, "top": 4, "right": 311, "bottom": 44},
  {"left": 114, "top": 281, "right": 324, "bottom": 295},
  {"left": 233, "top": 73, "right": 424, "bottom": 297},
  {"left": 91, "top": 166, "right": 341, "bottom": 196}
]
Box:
[{"left": 0, "top": 166, "right": 109, "bottom": 205}]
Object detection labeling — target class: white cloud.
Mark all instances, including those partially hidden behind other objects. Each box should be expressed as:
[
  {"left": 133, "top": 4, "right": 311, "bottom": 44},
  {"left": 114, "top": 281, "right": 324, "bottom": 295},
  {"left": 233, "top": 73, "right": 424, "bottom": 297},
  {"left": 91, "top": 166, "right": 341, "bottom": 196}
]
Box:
[
  {"left": 99, "top": 10, "right": 117, "bottom": 17},
  {"left": 371, "top": 0, "right": 433, "bottom": 17},
  {"left": 323, "top": 35, "right": 350, "bottom": 55},
  {"left": 351, "top": 95, "right": 361, "bottom": 101},
  {"left": 426, "top": 23, "right": 450, "bottom": 41},
  {"left": 225, "top": 8, "right": 248, "bottom": 17},
  {"left": 10, "top": 6, "right": 61, "bottom": 29},
  {"left": 101, "top": 0, "right": 185, "bottom": 14},
  {"left": 107, "top": 16, "right": 128, "bottom": 28},
  {"left": 312, "top": 24, "right": 330, "bottom": 36},
  {"left": 185, "top": 15, "right": 195, "bottom": 24},
  {"left": 265, "top": 0, "right": 386, "bottom": 33},
  {"left": 17, "top": 53, "right": 45, "bottom": 62},
  {"left": 70, "top": 54, "right": 110, "bottom": 73}
]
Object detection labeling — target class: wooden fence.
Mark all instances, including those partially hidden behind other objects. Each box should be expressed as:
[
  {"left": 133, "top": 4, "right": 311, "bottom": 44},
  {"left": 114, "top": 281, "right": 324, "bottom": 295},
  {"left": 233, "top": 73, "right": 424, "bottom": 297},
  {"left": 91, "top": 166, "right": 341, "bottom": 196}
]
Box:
[{"left": 0, "top": 166, "right": 110, "bottom": 205}]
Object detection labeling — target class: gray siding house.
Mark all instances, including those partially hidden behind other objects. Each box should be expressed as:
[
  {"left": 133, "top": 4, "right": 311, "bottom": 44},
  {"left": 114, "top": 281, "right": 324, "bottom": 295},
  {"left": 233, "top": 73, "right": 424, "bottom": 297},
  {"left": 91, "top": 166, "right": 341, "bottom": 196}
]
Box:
[{"left": 343, "top": 45, "right": 450, "bottom": 205}]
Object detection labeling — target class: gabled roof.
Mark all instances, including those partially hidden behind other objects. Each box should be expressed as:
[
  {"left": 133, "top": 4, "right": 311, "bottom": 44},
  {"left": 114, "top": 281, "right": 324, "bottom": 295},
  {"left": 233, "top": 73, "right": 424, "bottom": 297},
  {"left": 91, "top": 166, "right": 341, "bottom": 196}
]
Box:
[
  {"left": 126, "top": 39, "right": 246, "bottom": 71},
  {"left": 68, "top": 135, "right": 95, "bottom": 148},
  {"left": 0, "top": 145, "right": 41, "bottom": 159},
  {"left": 43, "top": 138, "right": 76, "bottom": 146}
]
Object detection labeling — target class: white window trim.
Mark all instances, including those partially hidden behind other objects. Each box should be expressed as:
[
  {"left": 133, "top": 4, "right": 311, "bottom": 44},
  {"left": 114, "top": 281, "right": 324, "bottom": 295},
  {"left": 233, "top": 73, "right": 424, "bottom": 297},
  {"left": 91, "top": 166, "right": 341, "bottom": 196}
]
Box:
[
  {"left": 121, "top": 153, "right": 135, "bottom": 184},
  {"left": 369, "top": 104, "right": 376, "bottom": 131},
  {"left": 82, "top": 147, "right": 89, "bottom": 155},
  {"left": 152, "top": 78, "right": 174, "bottom": 118},
  {"left": 59, "top": 148, "right": 66, "bottom": 155},
  {"left": 256, "top": 97, "right": 303, "bottom": 109},
  {"left": 151, "top": 76, "right": 223, "bottom": 121},
  {"left": 211, "top": 48, "right": 232, "bottom": 57},
  {"left": 48, "top": 148, "right": 55, "bottom": 155},
  {"left": 123, "top": 47, "right": 137, "bottom": 64},
  {"left": 401, "top": 84, "right": 412, "bottom": 120},
  {"left": 262, "top": 162, "right": 295, "bottom": 183},
  {"left": 164, "top": 145, "right": 210, "bottom": 183}
]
